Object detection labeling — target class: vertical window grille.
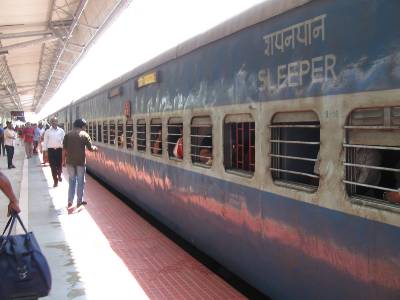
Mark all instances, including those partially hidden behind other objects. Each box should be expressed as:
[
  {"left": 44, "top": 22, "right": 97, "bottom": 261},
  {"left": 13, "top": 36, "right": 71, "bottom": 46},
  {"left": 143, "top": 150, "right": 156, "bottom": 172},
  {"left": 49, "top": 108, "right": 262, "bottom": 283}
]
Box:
[
  {"left": 137, "top": 119, "right": 147, "bottom": 152},
  {"left": 150, "top": 119, "right": 162, "bottom": 156},
  {"left": 126, "top": 119, "right": 133, "bottom": 149},
  {"left": 167, "top": 118, "right": 183, "bottom": 160},
  {"left": 223, "top": 114, "right": 255, "bottom": 175},
  {"left": 93, "top": 121, "right": 97, "bottom": 142},
  {"left": 97, "top": 123, "right": 102, "bottom": 143},
  {"left": 109, "top": 120, "right": 116, "bottom": 145},
  {"left": 117, "top": 119, "right": 124, "bottom": 148},
  {"left": 103, "top": 121, "right": 109, "bottom": 144},
  {"left": 191, "top": 117, "right": 212, "bottom": 167},
  {"left": 270, "top": 111, "right": 320, "bottom": 190},
  {"left": 88, "top": 122, "right": 92, "bottom": 139},
  {"left": 344, "top": 106, "right": 400, "bottom": 207}
]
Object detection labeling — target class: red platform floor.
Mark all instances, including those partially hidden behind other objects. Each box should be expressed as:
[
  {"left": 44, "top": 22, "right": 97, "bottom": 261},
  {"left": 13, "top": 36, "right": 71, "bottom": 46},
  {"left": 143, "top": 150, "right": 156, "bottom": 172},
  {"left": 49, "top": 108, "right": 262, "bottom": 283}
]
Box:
[
  {"left": 34, "top": 157, "right": 245, "bottom": 299},
  {"left": 84, "top": 175, "right": 244, "bottom": 299}
]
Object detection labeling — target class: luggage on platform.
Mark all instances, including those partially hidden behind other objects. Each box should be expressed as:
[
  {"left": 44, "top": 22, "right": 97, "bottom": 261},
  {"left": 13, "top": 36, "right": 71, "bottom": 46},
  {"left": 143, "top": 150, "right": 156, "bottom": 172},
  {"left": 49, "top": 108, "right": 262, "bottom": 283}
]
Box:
[{"left": 0, "top": 213, "right": 52, "bottom": 299}]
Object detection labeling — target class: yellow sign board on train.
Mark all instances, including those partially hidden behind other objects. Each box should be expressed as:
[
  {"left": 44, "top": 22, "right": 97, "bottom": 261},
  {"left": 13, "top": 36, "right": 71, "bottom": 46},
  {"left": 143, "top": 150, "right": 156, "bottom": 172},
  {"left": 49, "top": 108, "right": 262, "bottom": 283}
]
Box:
[{"left": 136, "top": 71, "right": 158, "bottom": 88}]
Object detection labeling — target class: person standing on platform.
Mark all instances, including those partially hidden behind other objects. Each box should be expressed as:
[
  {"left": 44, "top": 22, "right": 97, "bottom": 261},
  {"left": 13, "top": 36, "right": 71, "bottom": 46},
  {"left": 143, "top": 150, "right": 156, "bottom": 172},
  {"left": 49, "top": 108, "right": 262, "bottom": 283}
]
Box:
[
  {"left": 22, "top": 122, "right": 34, "bottom": 159},
  {"left": 63, "top": 118, "right": 97, "bottom": 208},
  {"left": 38, "top": 123, "right": 45, "bottom": 154},
  {"left": 0, "top": 124, "right": 5, "bottom": 156},
  {"left": 4, "top": 122, "right": 16, "bottom": 169},
  {"left": 42, "top": 124, "right": 50, "bottom": 165},
  {"left": 33, "top": 123, "right": 41, "bottom": 154},
  {"left": 0, "top": 171, "right": 21, "bottom": 216},
  {"left": 43, "top": 117, "right": 65, "bottom": 187}
]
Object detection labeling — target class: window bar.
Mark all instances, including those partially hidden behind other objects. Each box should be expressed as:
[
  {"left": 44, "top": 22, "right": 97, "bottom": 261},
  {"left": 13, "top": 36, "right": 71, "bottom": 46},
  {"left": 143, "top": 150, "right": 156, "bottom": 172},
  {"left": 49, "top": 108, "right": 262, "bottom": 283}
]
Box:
[
  {"left": 249, "top": 123, "right": 255, "bottom": 171},
  {"left": 269, "top": 125, "right": 320, "bottom": 128},
  {"left": 191, "top": 144, "right": 213, "bottom": 149},
  {"left": 270, "top": 140, "right": 320, "bottom": 145},
  {"left": 343, "top": 180, "right": 399, "bottom": 193},
  {"left": 93, "top": 124, "right": 97, "bottom": 141},
  {"left": 344, "top": 163, "right": 400, "bottom": 173},
  {"left": 235, "top": 124, "right": 239, "bottom": 169},
  {"left": 344, "top": 125, "right": 400, "bottom": 130},
  {"left": 270, "top": 168, "right": 320, "bottom": 179},
  {"left": 351, "top": 146, "right": 356, "bottom": 195},
  {"left": 191, "top": 134, "right": 212, "bottom": 138},
  {"left": 241, "top": 123, "right": 245, "bottom": 170},
  {"left": 269, "top": 154, "right": 318, "bottom": 162},
  {"left": 229, "top": 124, "right": 232, "bottom": 169},
  {"left": 271, "top": 127, "right": 278, "bottom": 178},
  {"left": 343, "top": 144, "right": 400, "bottom": 151}
]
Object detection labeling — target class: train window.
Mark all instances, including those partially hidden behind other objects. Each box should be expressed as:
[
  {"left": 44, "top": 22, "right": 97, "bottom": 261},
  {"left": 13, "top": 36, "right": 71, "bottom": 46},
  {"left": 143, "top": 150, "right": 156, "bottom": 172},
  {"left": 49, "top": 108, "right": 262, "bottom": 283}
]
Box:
[
  {"left": 126, "top": 119, "right": 133, "bottom": 149},
  {"left": 150, "top": 119, "right": 162, "bottom": 156},
  {"left": 191, "top": 116, "right": 212, "bottom": 167},
  {"left": 117, "top": 119, "right": 124, "bottom": 148},
  {"left": 344, "top": 106, "right": 400, "bottom": 208},
  {"left": 97, "top": 122, "right": 102, "bottom": 143},
  {"left": 88, "top": 122, "right": 92, "bottom": 139},
  {"left": 103, "top": 121, "right": 109, "bottom": 144},
  {"left": 109, "top": 120, "right": 116, "bottom": 145},
  {"left": 270, "top": 111, "right": 320, "bottom": 191},
  {"left": 93, "top": 121, "right": 97, "bottom": 142},
  {"left": 167, "top": 117, "right": 183, "bottom": 160},
  {"left": 224, "top": 114, "right": 255, "bottom": 176},
  {"left": 137, "top": 119, "right": 147, "bottom": 152}
]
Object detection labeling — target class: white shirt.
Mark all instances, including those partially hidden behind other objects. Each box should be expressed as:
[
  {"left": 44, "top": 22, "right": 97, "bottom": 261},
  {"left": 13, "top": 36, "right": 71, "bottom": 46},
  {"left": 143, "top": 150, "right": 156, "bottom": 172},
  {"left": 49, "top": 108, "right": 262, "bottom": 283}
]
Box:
[
  {"left": 43, "top": 126, "right": 65, "bottom": 150},
  {"left": 4, "top": 128, "right": 16, "bottom": 147},
  {"left": 39, "top": 128, "right": 45, "bottom": 138}
]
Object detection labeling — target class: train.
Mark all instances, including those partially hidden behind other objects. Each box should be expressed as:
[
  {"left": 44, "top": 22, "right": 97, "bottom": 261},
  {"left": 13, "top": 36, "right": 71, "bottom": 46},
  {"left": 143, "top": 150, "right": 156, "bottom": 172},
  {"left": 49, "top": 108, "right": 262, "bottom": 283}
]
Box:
[{"left": 46, "top": 0, "right": 400, "bottom": 299}]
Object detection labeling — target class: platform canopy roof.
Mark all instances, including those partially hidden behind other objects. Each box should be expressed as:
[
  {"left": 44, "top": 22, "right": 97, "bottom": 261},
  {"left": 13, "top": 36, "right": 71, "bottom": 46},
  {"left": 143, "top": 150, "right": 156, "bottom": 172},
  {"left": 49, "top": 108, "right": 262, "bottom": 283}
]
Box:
[{"left": 0, "top": 0, "right": 131, "bottom": 115}]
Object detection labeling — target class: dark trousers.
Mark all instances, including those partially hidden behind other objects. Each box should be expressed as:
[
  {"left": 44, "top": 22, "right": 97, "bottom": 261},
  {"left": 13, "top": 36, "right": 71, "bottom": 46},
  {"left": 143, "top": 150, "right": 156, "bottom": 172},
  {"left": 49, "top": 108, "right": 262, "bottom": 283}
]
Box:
[
  {"left": 0, "top": 139, "right": 5, "bottom": 156},
  {"left": 48, "top": 148, "right": 62, "bottom": 183},
  {"left": 5, "top": 145, "right": 14, "bottom": 168}
]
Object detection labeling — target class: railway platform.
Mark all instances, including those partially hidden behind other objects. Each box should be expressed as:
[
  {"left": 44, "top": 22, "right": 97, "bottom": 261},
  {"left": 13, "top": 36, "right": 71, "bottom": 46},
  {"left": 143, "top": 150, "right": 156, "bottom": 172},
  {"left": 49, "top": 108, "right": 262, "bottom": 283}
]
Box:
[{"left": 0, "top": 144, "right": 244, "bottom": 300}]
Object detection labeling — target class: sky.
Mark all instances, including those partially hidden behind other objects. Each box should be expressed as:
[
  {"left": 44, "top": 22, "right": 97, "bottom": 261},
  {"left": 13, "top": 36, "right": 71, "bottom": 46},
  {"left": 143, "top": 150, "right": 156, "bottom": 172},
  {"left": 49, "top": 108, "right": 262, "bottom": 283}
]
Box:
[{"left": 36, "top": 0, "right": 266, "bottom": 120}]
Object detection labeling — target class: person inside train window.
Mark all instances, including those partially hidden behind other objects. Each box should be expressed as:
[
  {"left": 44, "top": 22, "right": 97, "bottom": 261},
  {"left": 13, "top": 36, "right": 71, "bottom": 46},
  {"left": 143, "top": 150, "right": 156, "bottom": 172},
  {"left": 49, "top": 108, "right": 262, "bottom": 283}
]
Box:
[
  {"left": 152, "top": 128, "right": 162, "bottom": 155},
  {"left": 118, "top": 132, "right": 124, "bottom": 147},
  {"left": 384, "top": 160, "right": 400, "bottom": 204},
  {"left": 110, "top": 128, "right": 116, "bottom": 145},
  {"left": 353, "top": 147, "right": 382, "bottom": 197},
  {"left": 173, "top": 127, "right": 183, "bottom": 159},
  {"left": 130, "top": 132, "right": 135, "bottom": 149},
  {"left": 199, "top": 136, "right": 212, "bottom": 165}
]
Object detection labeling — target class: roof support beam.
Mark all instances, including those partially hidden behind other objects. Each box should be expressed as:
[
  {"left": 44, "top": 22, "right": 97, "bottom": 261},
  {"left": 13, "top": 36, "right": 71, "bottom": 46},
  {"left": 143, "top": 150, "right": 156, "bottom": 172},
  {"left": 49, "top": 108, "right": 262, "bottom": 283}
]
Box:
[
  {"left": 41, "top": 0, "right": 90, "bottom": 100},
  {"left": 63, "top": 47, "right": 80, "bottom": 54},
  {"left": 0, "top": 36, "right": 59, "bottom": 53},
  {"left": 78, "top": 22, "right": 99, "bottom": 31},
  {"left": 0, "top": 30, "right": 54, "bottom": 40},
  {"left": 58, "top": 60, "right": 73, "bottom": 65}
]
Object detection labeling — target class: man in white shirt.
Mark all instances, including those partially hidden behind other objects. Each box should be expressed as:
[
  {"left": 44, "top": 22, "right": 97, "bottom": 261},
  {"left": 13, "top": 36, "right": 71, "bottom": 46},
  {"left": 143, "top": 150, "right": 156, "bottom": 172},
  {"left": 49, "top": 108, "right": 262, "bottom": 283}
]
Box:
[
  {"left": 4, "top": 121, "right": 17, "bottom": 169},
  {"left": 43, "top": 117, "right": 65, "bottom": 187},
  {"left": 38, "top": 123, "right": 45, "bottom": 153}
]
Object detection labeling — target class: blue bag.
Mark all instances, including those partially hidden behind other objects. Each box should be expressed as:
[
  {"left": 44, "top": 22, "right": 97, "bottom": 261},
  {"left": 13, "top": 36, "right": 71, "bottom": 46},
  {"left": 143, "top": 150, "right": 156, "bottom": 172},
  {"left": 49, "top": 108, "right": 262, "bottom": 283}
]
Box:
[{"left": 0, "top": 214, "right": 52, "bottom": 299}]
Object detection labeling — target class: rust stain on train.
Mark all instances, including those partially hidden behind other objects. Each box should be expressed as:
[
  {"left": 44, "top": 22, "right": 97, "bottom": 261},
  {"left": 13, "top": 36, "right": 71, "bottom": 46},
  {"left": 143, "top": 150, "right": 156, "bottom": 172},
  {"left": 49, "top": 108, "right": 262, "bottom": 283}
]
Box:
[{"left": 86, "top": 151, "right": 400, "bottom": 292}]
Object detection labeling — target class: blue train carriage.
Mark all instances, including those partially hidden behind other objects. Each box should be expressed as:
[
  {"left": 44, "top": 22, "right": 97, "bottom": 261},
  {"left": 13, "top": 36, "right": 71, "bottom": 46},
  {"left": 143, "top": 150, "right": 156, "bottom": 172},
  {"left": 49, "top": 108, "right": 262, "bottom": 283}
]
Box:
[
  {"left": 56, "top": 0, "right": 400, "bottom": 299},
  {"left": 44, "top": 103, "right": 73, "bottom": 131}
]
